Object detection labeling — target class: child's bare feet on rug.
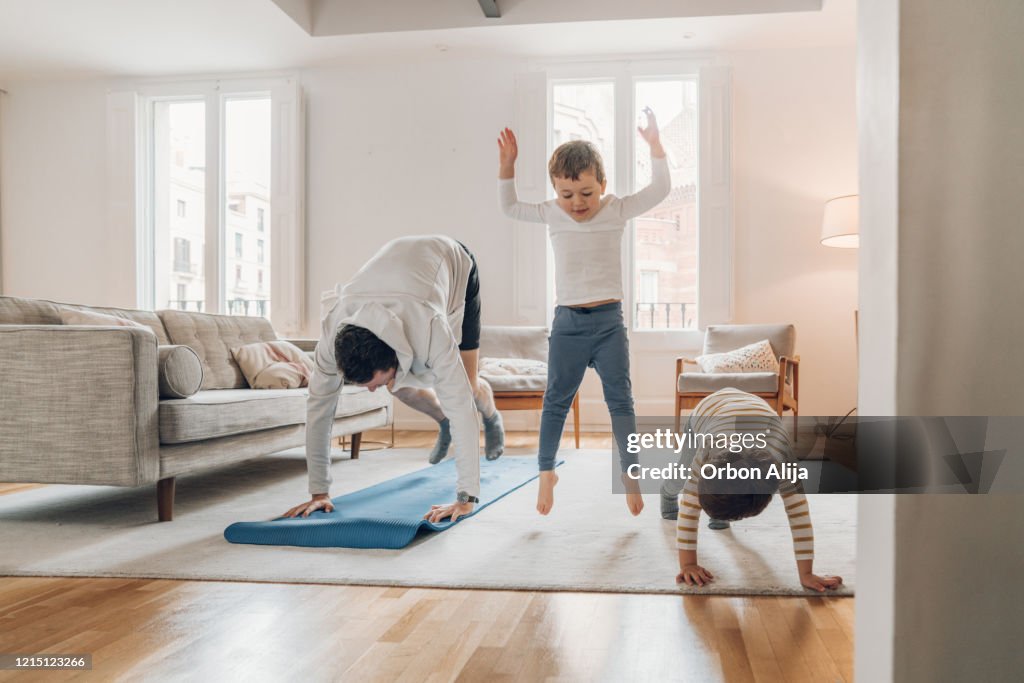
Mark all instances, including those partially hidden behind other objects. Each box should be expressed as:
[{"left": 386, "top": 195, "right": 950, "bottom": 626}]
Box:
[
  {"left": 537, "top": 470, "right": 559, "bottom": 515},
  {"left": 622, "top": 473, "right": 644, "bottom": 516}
]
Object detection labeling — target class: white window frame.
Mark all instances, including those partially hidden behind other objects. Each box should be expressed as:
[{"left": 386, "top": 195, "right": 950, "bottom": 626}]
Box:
[
  {"left": 106, "top": 75, "right": 305, "bottom": 336},
  {"left": 513, "top": 59, "right": 732, "bottom": 349}
]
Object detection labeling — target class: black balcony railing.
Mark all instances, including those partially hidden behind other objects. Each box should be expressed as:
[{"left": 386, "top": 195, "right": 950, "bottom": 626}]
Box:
[
  {"left": 634, "top": 302, "right": 694, "bottom": 329},
  {"left": 167, "top": 299, "right": 204, "bottom": 312},
  {"left": 167, "top": 299, "right": 269, "bottom": 317},
  {"left": 227, "top": 299, "right": 269, "bottom": 317}
]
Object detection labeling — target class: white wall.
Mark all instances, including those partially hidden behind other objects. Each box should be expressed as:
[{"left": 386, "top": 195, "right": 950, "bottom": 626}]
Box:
[
  {"left": 0, "top": 80, "right": 114, "bottom": 305},
  {"left": 856, "top": 1, "right": 1024, "bottom": 681},
  {"left": 0, "top": 46, "right": 858, "bottom": 427}
]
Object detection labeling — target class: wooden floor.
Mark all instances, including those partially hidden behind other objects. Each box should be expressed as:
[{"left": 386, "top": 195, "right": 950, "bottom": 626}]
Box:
[{"left": 0, "top": 431, "right": 854, "bottom": 682}]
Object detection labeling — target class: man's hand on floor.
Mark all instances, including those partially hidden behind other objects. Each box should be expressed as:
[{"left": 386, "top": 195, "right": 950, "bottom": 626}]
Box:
[
  {"left": 282, "top": 493, "right": 335, "bottom": 518},
  {"left": 424, "top": 501, "right": 475, "bottom": 523}
]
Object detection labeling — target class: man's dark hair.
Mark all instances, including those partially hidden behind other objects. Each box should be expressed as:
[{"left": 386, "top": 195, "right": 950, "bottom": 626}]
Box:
[
  {"left": 697, "top": 448, "right": 780, "bottom": 522},
  {"left": 548, "top": 140, "right": 606, "bottom": 184},
  {"left": 334, "top": 324, "right": 398, "bottom": 384}
]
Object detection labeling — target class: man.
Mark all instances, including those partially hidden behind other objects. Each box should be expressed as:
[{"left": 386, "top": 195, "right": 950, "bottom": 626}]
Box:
[{"left": 284, "top": 235, "right": 504, "bottom": 523}]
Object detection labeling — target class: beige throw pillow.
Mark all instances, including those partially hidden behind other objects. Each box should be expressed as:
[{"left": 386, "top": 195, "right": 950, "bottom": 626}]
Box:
[
  {"left": 60, "top": 308, "right": 148, "bottom": 329},
  {"left": 231, "top": 341, "right": 315, "bottom": 389},
  {"left": 696, "top": 339, "right": 780, "bottom": 374}
]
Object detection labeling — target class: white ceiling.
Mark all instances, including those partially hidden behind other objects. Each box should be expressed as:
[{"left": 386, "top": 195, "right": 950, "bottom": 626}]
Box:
[{"left": 0, "top": 0, "right": 855, "bottom": 82}]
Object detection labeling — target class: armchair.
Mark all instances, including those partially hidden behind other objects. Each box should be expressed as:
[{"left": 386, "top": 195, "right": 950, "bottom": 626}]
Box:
[
  {"left": 478, "top": 326, "right": 580, "bottom": 448},
  {"left": 674, "top": 324, "right": 799, "bottom": 433}
]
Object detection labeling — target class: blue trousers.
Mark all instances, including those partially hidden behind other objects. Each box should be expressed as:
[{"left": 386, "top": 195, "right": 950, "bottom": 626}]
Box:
[{"left": 538, "top": 302, "right": 638, "bottom": 472}]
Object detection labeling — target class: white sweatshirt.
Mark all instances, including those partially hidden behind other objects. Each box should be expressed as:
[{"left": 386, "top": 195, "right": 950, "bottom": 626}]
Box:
[
  {"left": 498, "top": 156, "right": 671, "bottom": 306},
  {"left": 305, "top": 235, "right": 480, "bottom": 497}
]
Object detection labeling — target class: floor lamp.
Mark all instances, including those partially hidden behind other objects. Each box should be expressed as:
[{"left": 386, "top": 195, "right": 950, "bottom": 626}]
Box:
[{"left": 821, "top": 194, "right": 859, "bottom": 433}]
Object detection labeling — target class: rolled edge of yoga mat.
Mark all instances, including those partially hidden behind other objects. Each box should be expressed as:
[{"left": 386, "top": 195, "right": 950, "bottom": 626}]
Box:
[{"left": 224, "top": 457, "right": 564, "bottom": 550}]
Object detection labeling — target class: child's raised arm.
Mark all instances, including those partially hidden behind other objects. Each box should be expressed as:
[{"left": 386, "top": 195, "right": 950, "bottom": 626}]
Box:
[
  {"left": 618, "top": 108, "right": 671, "bottom": 219},
  {"left": 497, "top": 127, "right": 550, "bottom": 224}
]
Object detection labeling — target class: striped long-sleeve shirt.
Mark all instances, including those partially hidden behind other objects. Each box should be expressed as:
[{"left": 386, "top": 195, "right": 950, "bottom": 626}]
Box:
[{"left": 676, "top": 388, "right": 814, "bottom": 562}]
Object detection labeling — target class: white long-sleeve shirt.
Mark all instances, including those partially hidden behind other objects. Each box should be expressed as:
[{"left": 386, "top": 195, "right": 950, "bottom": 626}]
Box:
[
  {"left": 305, "top": 235, "right": 480, "bottom": 497},
  {"left": 498, "top": 156, "right": 671, "bottom": 306}
]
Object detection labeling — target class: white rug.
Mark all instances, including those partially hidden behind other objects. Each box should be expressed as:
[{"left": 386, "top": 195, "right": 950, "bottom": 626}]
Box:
[{"left": 0, "top": 448, "right": 854, "bottom": 596}]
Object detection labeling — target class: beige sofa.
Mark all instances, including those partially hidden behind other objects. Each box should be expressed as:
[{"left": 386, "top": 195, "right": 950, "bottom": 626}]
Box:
[{"left": 0, "top": 296, "right": 392, "bottom": 521}]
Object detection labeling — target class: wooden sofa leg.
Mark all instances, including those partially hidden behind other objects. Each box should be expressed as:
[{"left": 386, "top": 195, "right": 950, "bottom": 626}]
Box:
[
  {"left": 157, "top": 477, "right": 175, "bottom": 522},
  {"left": 350, "top": 432, "right": 362, "bottom": 459}
]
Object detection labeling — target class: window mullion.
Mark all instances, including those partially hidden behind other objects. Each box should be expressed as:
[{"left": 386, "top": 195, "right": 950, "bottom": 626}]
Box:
[
  {"left": 616, "top": 69, "right": 635, "bottom": 329},
  {"left": 203, "top": 88, "right": 222, "bottom": 314}
]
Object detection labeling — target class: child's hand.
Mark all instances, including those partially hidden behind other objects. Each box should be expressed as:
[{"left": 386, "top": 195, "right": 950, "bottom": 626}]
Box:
[
  {"left": 676, "top": 564, "right": 714, "bottom": 587},
  {"left": 800, "top": 572, "right": 843, "bottom": 592},
  {"left": 498, "top": 127, "right": 518, "bottom": 179},
  {"left": 637, "top": 107, "right": 662, "bottom": 149}
]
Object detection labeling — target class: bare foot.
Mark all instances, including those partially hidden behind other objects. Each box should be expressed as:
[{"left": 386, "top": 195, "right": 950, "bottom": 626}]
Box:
[
  {"left": 537, "top": 470, "right": 559, "bottom": 515},
  {"left": 622, "top": 472, "right": 645, "bottom": 516}
]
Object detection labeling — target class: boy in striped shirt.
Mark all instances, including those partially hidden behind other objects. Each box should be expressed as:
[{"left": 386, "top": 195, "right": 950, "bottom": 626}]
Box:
[{"left": 661, "top": 388, "right": 843, "bottom": 592}]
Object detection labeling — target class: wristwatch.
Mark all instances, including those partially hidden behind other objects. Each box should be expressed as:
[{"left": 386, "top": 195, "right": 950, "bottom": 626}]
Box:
[{"left": 457, "top": 491, "right": 480, "bottom": 504}]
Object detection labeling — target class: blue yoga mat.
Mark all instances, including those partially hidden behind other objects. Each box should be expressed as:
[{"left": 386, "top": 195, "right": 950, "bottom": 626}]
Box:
[{"left": 224, "top": 456, "right": 559, "bottom": 550}]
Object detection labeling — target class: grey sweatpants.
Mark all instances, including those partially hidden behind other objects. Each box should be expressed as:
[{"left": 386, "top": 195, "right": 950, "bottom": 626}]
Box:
[{"left": 537, "top": 302, "right": 638, "bottom": 472}]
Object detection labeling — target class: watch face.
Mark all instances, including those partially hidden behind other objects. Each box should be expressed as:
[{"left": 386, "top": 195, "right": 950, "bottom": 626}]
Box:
[{"left": 457, "top": 491, "right": 469, "bottom": 504}]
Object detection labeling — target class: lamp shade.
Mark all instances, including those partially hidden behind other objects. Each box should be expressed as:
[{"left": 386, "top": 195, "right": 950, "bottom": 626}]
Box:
[{"left": 821, "top": 194, "right": 859, "bottom": 248}]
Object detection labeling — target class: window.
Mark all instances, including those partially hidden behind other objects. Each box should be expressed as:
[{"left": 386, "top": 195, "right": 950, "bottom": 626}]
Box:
[
  {"left": 257, "top": 239, "right": 264, "bottom": 264},
  {"left": 173, "top": 237, "right": 191, "bottom": 273},
  {"left": 632, "top": 78, "right": 698, "bottom": 330},
  {"left": 257, "top": 269, "right": 264, "bottom": 290},
  {"left": 235, "top": 264, "right": 243, "bottom": 285},
  {"left": 125, "top": 77, "right": 304, "bottom": 331}
]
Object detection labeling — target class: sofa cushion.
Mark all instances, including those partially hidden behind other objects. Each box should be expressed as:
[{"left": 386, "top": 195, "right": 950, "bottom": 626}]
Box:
[
  {"left": 479, "top": 357, "right": 548, "bottom": 392},
  {"left": 158, "top": 385, "right": 390, "bottom": 444},
  {"left": 60, "top": 307, "right": 148, "bottom": 329},
  {"left": 0, "top": 295, "right": 171, "bottom": 344},
  {"left": 231, "top": 340, "right": 314, "bottom": 389},
  {"left": 678, "top": 372, "right": 784, "bottom": 394},
  {"left": 158, "top": 310, "right": 277, "bottom": 390},
  {"left": 158, "top": 345, "right": 204, "bottom": 399}
]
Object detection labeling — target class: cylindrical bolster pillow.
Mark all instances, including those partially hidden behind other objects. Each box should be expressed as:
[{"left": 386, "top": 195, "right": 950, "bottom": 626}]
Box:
[{"left": 157, "top": 345, "right": 204, "bottom": 399}]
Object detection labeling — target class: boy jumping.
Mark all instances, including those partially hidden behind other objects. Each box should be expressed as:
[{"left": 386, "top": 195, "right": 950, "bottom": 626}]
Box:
[
  {"left": 497, "top": 108, "right": 670, "bottom": 516},
  {"left": 661, "top": 388, "right": 843, "bottom": 592}
]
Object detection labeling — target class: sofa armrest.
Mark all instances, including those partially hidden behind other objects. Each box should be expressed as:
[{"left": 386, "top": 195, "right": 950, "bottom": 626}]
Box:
[
  {"left": 0, "top": 325, "right": 160, "bottom": 486},
  {"left": 283, "top": 338, "right": 318, "bottom": 353}
]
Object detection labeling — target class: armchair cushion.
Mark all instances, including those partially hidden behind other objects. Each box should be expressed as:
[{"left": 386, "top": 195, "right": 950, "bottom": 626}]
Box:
[
  {"left": 678, "top": 371, "right": 785, "bottom": 395},
  {"left": 479, "top": 326, "right": 548, "bottom": 362},
  {"left": 479, "top": 357, "right": 548, "bottom": 392},
  {"left": 695, "top": 339, "right": 780, "bottom": 374},
  {"left": 704, "top": 324, "right": 795, "bottom": 360}
]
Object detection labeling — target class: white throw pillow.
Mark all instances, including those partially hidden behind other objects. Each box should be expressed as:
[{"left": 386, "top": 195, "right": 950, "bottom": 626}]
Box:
[
  {"left": 479, "top": 357, "right": 548, "bottom": 377},
  {"left": 696, "top": 339, "right": 780, "bottom": 374},
  {"left": 231, "top": 340, "right": 315, "bottom": 389}
]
